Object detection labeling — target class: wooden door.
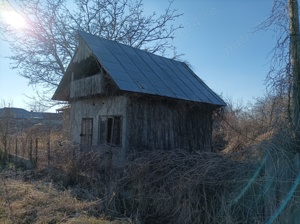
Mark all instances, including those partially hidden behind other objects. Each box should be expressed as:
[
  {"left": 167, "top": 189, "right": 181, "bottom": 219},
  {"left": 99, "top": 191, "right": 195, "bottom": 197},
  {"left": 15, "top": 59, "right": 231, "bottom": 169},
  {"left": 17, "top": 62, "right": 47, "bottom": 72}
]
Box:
[{"left": 80, "top": 118, "right": 93, "bottom": 146}]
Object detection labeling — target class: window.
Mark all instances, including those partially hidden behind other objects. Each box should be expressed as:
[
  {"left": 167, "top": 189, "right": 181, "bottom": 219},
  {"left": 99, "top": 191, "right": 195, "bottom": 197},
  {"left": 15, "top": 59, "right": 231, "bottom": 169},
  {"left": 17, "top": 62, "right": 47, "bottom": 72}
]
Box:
[
  {"left": 80, "top": 118, "right": 93, "bottom": 146},
  {"left": 73, "top": 57, "right": 101, "bottom": 81},
  {"left": 98, "top": 116, "right": 122, "bottom": 146}
]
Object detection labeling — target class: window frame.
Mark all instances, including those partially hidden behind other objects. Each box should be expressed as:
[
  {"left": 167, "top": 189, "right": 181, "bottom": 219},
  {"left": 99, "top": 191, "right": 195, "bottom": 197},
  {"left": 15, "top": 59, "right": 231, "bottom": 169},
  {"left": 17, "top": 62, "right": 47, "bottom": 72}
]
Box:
[{"left": 98, "top": 115, "right": 122, "bottom": 146}]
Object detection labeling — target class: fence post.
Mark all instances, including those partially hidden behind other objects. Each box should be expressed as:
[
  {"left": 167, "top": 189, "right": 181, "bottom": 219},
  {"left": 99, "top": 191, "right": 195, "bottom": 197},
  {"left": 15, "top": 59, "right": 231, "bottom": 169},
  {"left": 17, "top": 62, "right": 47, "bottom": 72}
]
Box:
[
  {"left": 2, "top": 137, "right": 7, "bottom": 161},
  {"left": 4, "top": 137, "right": 7, "bottom": 157},
  {"left": 15, "top": 137, "right": 18, "bottom": 159},
  {"left": 15, "top": 137, "right": 18, "bottom": 173},
  {"left": 29, "top": 138, "right": 33, "bottom": 163},
  {"left": 22, "top": 136, "right": 25, "bottom": 158},
  {"left": 7, "top": 138, "right": 10, "bottom": 161},
  {"left": 47, "top": 140, "right": 50, "bottom": 166},
  {"left": 35, "top": 138, "right": 38, "bottom": 165}
]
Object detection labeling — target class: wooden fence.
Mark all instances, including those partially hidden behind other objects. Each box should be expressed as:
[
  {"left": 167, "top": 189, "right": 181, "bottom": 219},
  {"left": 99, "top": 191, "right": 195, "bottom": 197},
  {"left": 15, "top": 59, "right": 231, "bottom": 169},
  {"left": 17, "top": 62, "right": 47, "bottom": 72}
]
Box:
[{"left": 0, "top": 130, "right": 63, "bottom": 169}]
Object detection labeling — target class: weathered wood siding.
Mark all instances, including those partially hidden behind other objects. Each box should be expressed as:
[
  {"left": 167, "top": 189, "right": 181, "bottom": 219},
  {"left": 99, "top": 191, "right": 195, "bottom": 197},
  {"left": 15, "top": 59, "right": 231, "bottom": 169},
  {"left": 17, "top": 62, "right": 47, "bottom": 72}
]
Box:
[
  {"left": 70, "top": 96, "right": 128, "bottom": 150},
  {"left": 69, "top": 93, "right": 215, "bottom": 156},
  {"left": 70, "top": 74, "right": 103, "bottom": 99},
  {"left": 126, "top": 96, "right": 214, "bottom": 151}
]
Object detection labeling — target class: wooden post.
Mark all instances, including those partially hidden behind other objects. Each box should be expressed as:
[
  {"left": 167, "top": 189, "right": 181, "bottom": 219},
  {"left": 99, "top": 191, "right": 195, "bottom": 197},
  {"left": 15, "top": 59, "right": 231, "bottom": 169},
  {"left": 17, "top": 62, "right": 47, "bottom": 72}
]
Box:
[
  {"left": 15, "top": 137, "right": 18, "bottom": 159},
  {"left": 15, "top": 137, "right": 18, "bottom": 174},
  {"left": 22, "top": 136, "right": 25, "bottom": 158},
  {"left": 35, "top": 138, "right": 38, "bottom": 165},
  {"left": 289, "top": 0, "right": 300, "bottom": 143},
  {"left": 29, "top": 138, "right": 33, "bottom": 163},
  {"left": 4, "top": 138, "right": 7, "bottom": 155},
  {"left": 47, "top": 140, "right": 50, "bottom": 166},
  {"left": 4, "top": 138, "right": 7, "bottom": 159},
  {"left": 7, "top": 138, "right": 10, "bottom": 162}
]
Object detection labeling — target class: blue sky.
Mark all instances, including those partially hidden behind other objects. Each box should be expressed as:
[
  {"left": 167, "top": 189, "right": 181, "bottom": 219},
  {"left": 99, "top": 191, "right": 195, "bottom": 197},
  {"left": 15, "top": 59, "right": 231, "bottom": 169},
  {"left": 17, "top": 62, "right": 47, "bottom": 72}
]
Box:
[{"left": 0, "top": 0, "right": 276, "bottom": 111}]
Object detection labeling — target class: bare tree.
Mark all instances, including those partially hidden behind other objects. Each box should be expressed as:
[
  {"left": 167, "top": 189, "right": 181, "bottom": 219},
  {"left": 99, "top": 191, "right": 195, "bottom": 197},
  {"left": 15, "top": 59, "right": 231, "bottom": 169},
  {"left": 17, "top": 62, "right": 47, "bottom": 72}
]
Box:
[
  {"left": 257, "top": 0, "right": 300, "bottom": 143},
  {"left": 0, "top": 0, "right": 182, "bottom": 107},
  {"left": 0, "top": 99, "right": 14, "bottom": 108},
  {"left": 257, "top": 0, "right": 290, "bottom": 95},
  {"left": 289, "top": 0, "right": 300, "bottom": 140}
]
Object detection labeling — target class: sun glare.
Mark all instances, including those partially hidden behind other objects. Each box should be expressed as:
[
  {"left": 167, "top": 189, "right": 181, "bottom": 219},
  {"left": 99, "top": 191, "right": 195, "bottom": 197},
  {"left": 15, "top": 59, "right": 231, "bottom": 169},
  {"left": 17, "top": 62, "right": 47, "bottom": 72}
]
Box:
[{"left": 2, "top": 10, "right": 27, "bottom": 29}]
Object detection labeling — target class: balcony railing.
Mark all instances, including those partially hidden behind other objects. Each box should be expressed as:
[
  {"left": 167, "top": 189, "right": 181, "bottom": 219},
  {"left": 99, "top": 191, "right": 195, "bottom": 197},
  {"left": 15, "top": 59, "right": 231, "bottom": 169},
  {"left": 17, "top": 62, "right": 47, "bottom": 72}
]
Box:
[{"left": 70, "top": 74, "right": 103, "bottom": 99}]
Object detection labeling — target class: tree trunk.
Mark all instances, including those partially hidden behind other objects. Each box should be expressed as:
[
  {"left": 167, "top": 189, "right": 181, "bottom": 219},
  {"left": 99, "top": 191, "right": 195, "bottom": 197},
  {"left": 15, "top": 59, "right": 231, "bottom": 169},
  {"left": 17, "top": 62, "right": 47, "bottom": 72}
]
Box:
[{"left": 289, "top": 0, "right": 300, "bottom": 144}]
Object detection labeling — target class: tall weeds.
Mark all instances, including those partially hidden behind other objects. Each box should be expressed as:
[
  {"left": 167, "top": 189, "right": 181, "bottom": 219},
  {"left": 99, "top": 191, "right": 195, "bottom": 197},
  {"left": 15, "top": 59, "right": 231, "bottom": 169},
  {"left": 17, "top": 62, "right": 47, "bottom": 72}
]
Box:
[
  {"left": 1, "top": 119, "right": 298, "bottom": 223},
  {"left": 48, "top": 144, "right": 268, "bottom": 224}
]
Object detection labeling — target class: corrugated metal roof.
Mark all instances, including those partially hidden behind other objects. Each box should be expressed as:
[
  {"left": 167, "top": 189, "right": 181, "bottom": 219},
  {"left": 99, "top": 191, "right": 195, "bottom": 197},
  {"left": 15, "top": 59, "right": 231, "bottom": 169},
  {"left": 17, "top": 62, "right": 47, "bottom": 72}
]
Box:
[{"left": 77, "top": 31, "right": 226, "bottom": 106}]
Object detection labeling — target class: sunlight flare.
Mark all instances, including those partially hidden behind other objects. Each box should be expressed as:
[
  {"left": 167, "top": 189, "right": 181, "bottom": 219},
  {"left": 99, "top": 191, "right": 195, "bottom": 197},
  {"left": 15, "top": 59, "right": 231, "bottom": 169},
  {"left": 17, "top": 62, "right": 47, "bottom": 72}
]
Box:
[{"left": 1, "top": 10, "right": 27, "bottom": 29}]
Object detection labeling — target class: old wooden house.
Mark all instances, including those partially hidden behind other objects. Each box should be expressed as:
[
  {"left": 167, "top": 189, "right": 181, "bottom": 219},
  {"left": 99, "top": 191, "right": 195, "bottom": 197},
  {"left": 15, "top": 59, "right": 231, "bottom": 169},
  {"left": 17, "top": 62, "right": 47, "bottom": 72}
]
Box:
[{"left": 52, "top": 31, "right": 225, "bottom": 156}]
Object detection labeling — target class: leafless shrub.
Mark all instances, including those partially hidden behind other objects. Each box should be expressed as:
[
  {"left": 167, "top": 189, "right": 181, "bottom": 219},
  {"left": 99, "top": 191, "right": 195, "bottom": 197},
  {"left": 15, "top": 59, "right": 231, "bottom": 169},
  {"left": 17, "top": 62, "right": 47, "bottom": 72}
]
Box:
[
  {"left": 117, "top": 150, "right": 264, "bottom": 224},
  {"left": 214, "top": 95, "right": 290, "bottom": 153},
  {"left": 0, "top": 128, "right": 295, "bottom": 224},
  {"left": 36, "top": 114, "right": 299, "bottom": 224},
  {"left": 47, "top": 143, "right": 264, "bottom": 223}
]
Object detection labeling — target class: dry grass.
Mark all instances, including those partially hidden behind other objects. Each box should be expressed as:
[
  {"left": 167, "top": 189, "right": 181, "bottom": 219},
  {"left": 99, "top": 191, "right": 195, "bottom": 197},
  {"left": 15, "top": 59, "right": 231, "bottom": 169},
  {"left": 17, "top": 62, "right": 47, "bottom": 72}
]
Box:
[
  {"left": 115, "top": 150, "right": 262, "bottom": 224},
  {"left": 0, "top": 128, "right": 299, "bottom": 224},
  {"left": 47, "top": 141, "right": 300, "bottom": 224},
  {"left": 0, "top": 169, "right": 129, "bottom": 224},
  {"left": 48, "top": 146, "right": 263, "bottom": 224}
]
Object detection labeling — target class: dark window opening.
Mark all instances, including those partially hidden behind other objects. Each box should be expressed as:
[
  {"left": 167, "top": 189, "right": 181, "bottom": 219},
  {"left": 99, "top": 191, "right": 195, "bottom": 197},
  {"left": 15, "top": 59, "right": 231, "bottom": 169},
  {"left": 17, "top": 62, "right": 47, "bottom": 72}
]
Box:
[
  {"left": 73, "top": 56, "right": 102, "bottom": 81},
  {"left": 99, "top": 116, "right": 122, "bottom": 146},
  {"left": 106, "top": 117, "right": 113, "bottom": 143},
  {"left": 112, "top": 116, "right": 122, "bottom": 145}
]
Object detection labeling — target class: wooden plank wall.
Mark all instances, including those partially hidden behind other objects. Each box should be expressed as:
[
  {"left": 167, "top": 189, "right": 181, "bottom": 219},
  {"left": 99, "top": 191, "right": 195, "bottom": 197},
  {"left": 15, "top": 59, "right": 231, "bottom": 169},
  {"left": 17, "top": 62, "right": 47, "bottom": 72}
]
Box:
[{"left": 126, "top": 96, "right": 214, "bottom": 151}]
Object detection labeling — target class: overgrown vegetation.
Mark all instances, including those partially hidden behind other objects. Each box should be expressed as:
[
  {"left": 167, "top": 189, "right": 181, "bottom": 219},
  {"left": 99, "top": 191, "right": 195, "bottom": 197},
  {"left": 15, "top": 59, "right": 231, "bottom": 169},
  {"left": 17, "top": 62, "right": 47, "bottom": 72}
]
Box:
[
  {"left": 0, "top": 167, "right": 129, "bottom": 223},
  {"left": 0, "top": 93, "right": 299, "bottom": 223},
  {"left": 1, "top": 0, "right": 300, "bottom": 223},
  {"left": 213, "top": 94, "right": 289, "bottom": 153},
  {"left": 0, "top": 148, "right": 255, "bottom": 224}
]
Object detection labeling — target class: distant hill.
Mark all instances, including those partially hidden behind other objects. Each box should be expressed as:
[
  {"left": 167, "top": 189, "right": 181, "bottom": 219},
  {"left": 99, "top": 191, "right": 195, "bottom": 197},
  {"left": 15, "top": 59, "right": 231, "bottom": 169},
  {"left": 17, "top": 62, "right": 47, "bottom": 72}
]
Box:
[{"left": 0, "top": 107, "right": 63, "bottom": 134}]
